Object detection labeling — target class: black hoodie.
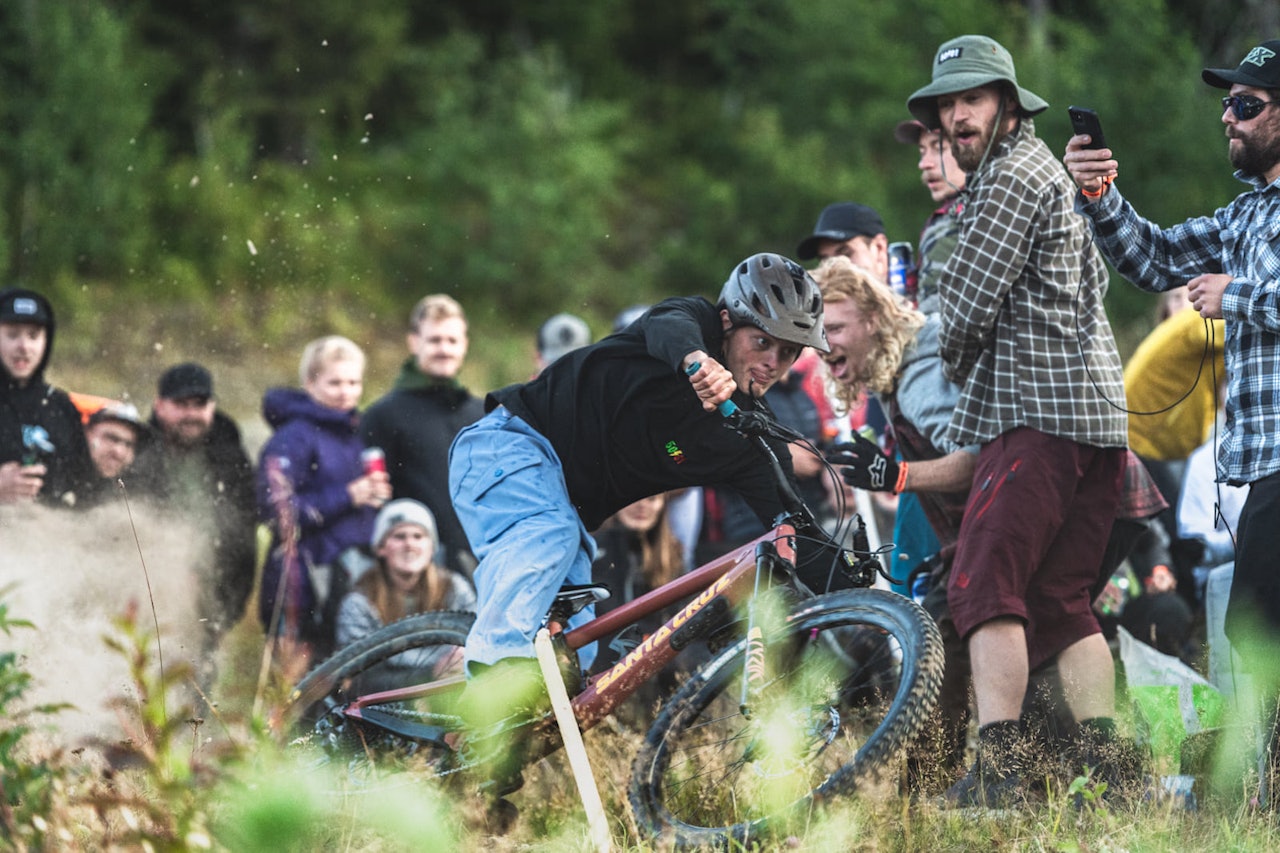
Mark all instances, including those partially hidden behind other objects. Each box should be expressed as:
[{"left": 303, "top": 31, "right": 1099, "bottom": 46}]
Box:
[{"left": 0, "top": 287, "right": 94, "bottom": 506}]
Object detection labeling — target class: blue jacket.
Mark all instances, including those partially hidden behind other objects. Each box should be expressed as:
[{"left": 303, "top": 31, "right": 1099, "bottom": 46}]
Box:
[{"left": 257, "top": 387, "right": 375, "bottom": 629}]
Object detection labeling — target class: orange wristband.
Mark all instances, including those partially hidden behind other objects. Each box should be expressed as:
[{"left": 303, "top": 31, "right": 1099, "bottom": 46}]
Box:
[
  {"left": 1081, "top": 175, "right": 1112, "bottom": 199},
  {"left": 894, "top": 461, "right": 909, "bottom": 494}
]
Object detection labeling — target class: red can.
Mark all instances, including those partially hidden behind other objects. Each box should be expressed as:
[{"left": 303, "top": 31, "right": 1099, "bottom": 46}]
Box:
[{"left": 361, "top": 447, "right": 387, "bottom": 476}]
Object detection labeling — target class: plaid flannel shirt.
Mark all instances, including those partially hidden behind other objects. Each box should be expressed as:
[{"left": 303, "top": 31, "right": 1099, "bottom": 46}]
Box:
[
  {"left": 937, "top": 121, "right": 1128, "bottom": 448},
  {"left": 1080, "top": 172, "right": 1280, "bottom": 485}
]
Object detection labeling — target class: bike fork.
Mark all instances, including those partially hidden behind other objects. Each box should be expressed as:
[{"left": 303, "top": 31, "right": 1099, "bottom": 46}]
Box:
[{"left": 739, "top": 541, "right": 781, "bottom": 718}]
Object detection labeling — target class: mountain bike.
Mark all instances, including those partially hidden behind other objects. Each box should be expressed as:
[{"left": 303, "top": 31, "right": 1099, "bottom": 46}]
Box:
[{"left": 276, "top": 406, "right": 945, "bottom": 848}]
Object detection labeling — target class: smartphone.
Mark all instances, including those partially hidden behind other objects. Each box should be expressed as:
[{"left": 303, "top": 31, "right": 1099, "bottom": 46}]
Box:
[{"left": 1068, "top": 106, "right": 1107, "bottom": 150}]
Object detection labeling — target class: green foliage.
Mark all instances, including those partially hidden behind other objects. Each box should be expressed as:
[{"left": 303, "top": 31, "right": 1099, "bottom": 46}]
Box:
[
  {"left": 0, "top": 594, "right": 69, "bottom": 848},
  {"left": 0, "top": 0, "right": 1263, "bottom": 355},
  {"left": 0, "top": 1, "right": 166, "bottom": 286},
  {"left": 84, "top": 600, "right": 227, "bottom": 849}
]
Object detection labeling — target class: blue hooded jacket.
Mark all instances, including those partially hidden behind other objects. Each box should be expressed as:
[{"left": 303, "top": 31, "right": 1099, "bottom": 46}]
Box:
[{"left": 256, "top": 386, "right": 375, "bottom": 630}]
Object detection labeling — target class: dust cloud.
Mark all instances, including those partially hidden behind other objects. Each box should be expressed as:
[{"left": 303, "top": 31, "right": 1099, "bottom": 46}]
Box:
[{"left": 0, "top": 497, "right": 209, "bottom": 745}]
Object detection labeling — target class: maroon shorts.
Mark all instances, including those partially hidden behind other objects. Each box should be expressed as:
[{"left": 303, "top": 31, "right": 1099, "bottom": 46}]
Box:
[{"left": 947, "top": 427, "right": 1125, "bottom": 670}]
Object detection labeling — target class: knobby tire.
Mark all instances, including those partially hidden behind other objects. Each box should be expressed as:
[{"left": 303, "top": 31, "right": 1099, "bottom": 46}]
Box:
[
  {"left": 279, "top": 610, "right": 475, "bottom": 740},
  {"left": 628, "top": 588, "right": 944, "bottom": 848}
]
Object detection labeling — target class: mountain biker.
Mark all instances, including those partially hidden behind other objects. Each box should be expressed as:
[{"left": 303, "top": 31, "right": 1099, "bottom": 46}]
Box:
[{"left": 447, "top": 252, "right": 831, "bottom": 778}]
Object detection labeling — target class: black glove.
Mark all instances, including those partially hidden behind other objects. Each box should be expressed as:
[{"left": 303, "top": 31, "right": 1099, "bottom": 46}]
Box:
[{"left": 827, "top": 433, "right": 901, "bottom": 493}]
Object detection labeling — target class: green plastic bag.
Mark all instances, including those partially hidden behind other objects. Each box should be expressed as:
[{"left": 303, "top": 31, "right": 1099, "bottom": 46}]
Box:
[{"left": 1119, "top": 626, "right": 1226, "bottom": 773}]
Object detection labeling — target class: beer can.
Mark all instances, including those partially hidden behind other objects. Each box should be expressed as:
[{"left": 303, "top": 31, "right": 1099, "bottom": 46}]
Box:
[
  {"left": 361, "top": 446, "right": 387, "bottom": 476},
  {"left": 888, "top": 241, "right": 914, "bottom": 299}
]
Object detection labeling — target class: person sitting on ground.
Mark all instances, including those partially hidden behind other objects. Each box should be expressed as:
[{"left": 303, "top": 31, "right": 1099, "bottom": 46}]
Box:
[
  {"left": 0, "top": 287, "right": 94, "bottom": 507},
  {"left": 335, "top": 498, "right": 475, "bottom": 691},
  {"left": 591, "top": 492, "right": 701, "bottom": 726},
  {"left": 258, "top": 335, "right": 392, "bottom": 678}
]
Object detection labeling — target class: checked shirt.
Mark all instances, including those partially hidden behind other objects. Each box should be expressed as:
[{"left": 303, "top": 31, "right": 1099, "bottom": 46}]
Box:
[
  {"left": 937, "top": 121, "right": 1128, "bottom": 449},
  {"left": 1080, "top": 173, "right": 1280, "bottom": 485}
]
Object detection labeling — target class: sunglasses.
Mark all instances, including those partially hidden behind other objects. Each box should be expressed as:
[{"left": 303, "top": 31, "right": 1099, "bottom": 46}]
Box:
[{"left": 1222, "top": 94, "right": 1279, "bottom": 121}]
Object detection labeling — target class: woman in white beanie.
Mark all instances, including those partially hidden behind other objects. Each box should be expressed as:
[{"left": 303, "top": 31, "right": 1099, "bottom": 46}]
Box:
[{"left": 335, "top": 498, "right": 475, "bottom": 684}]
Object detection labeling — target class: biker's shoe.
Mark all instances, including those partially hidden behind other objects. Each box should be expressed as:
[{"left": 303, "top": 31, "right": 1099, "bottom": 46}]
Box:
[
  {"left": 454, "top": 657, "right": 548, "bottom": 795},
  {"left": 942, "top": 719, "right": 1029, "bottom": 810}
]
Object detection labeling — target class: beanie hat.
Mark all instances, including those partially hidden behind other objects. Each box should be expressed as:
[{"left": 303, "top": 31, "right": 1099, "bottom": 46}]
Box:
[
  {"left": 537, "top": 313, "right": 591, "bottom": 366},
  {"left": 371, "top": 498, "right": 438, "bottom": 550}
]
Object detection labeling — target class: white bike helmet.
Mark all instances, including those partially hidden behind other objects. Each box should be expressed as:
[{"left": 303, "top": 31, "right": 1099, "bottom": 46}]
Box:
[{"left": 719, "top": 253, "right": 829, "bottom": 353}]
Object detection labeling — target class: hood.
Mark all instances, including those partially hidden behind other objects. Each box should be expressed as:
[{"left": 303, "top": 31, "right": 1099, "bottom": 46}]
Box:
[
  {"left": 262, "top": 386, "right": 360, "bottom": 433},
  {"left": 0, "top": 287, "right": 56, "bottom": 388},
  {"left": 393, "top": 356, "right": 468, "bottom": 397}
]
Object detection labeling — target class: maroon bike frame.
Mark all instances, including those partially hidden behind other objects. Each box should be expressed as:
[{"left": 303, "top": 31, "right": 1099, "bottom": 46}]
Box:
[{"left": 345, "top": 522, "right": 797, "bottom": 735}]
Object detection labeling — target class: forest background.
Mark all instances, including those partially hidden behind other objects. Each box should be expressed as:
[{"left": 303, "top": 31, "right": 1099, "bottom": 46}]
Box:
[{"left": 2, "top": 0, "right": 1275, "bottom": 433}]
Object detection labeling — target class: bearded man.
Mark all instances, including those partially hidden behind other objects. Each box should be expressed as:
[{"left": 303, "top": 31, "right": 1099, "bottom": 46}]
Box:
[
  {"left": 906, "top": 35, "right": 1130, "bottom": 807},
  {"left": 1065, "top": 38, "right": 1280, "bottom": 808}
]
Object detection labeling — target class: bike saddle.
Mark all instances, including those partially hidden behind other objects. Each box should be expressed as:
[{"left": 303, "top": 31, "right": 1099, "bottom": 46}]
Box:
[{"left": 552, "top": 583, "right": 612, "bottom": 616}]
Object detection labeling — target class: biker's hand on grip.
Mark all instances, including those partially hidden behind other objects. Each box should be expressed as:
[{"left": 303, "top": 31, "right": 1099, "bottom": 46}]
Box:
[
  {"left": 683, "top": 351, "right": 737, "bottom": 413},
  {"left": 827, "top": 433, "right": 899, "bottom": 493}
]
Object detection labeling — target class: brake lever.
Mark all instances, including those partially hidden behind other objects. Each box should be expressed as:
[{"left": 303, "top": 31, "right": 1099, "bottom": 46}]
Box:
[{"left": 842, "top": 514, "right": 886, "bottom": 588}]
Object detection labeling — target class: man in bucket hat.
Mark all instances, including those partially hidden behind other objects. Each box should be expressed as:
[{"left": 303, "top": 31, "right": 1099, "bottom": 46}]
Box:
[
  {"left": 1065, "top": 37, "right": 1280, "bottom": 808},
  {"left": 907, "top": 35, "right": 1132, "bottom": 807}
]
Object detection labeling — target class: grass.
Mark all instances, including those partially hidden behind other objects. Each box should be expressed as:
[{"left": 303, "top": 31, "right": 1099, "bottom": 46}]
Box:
[
  {"left": 3, "top": 506, "right": 1277, "bottom": 851},
  {"left": 7, "top": 580, "right": 1280, "bottom": 852},
  {"left": 8, "top": 300, "right": 1280, "bottom": 848}
]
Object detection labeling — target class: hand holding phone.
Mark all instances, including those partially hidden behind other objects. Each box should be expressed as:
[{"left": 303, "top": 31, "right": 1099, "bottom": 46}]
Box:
[{"left": 1068, "top": 106, "right": 1107, "bottom": 150}]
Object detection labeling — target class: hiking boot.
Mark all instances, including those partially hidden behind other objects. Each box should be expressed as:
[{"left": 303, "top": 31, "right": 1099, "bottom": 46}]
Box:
[
  {"left": 1071, "top": 717, "right": 1144, "bottom": 807},
  {"left": 943, "top": 763, "right": 1026, "bottom": 809},
  {"left": 942, "top": 719, "right": 1028, "bottom": 810}
]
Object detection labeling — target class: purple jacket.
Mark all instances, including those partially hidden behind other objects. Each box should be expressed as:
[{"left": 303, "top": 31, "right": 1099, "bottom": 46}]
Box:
[{"left": 257, "top": 387, "right": 374, "bottom": 630}]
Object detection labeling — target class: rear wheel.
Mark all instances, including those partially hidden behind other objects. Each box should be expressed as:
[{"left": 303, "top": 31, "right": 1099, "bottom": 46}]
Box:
[
  {"left": 629, "top": 588, "right": 943, "bottom": 848},
  {"left": 277, "top": 610, "right": 474, "bottom": 776}
]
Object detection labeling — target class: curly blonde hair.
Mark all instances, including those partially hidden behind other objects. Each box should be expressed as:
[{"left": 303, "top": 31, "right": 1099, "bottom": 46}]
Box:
[{"left": 811, "top": 257, "right": 924, "bottom": 405}]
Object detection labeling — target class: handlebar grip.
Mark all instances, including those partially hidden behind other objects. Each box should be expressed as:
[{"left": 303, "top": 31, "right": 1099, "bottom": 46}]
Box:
[{"left": 684, "top": 361, "right": 739, "bottom": 417}]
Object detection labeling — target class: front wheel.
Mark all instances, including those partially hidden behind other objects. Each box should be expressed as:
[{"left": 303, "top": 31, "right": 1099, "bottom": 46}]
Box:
[{"left": 629, "top": 588, "right": 944, "bottom": 848}]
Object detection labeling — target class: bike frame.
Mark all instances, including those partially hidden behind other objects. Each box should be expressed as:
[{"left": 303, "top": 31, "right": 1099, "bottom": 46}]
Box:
[{"left": 341, "top": 521, "right": 800, "bottom": 736}]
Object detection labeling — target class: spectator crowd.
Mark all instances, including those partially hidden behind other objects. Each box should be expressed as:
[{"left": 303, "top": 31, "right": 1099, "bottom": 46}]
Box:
[{"left": 3, "top": 31, "right": 1279, "bottom": 815}]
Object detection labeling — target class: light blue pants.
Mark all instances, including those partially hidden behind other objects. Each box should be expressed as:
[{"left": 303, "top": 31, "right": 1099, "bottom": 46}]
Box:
[{"left": 448, "top": 407, "right": 597, "bottom": 673}]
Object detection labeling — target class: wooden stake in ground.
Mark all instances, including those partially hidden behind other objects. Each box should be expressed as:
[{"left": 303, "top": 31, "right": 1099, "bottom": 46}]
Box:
[{"left": 533, "top": 628, "right": 612, "bottom": 852}]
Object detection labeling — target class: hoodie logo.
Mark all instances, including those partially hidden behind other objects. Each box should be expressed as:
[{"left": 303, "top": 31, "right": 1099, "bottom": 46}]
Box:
[
  {"left": 12, "top": 297, "right": 38, "bottom": 317},
  {"left": 1244, "top": 46, "right": 1276, "bottom": 67},
  {"left": 665, "top": 440, "right": 687, "bottom": 465}
]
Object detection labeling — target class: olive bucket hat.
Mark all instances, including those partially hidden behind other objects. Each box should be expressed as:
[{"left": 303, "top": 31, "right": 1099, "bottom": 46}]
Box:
[{"left": 907, "top": 34, "right": 1049, "bottom": 129}]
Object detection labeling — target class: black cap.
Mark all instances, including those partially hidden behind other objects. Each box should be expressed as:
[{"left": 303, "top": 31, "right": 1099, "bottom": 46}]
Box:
[
  {"left": 795, "top": 202, "right": 885, "bottom": 261},
  {"left": 894, "top": 119, "right": 929, "bottom": 145},
  {"left": 157, "top": 362, "right": 213, "bottom": 401},
  {"left": 1203, "top": 40, "right": 1280, "bottom": 89},
  {"left": 0, "top": 288, "right": 51, "bottom": 327}
]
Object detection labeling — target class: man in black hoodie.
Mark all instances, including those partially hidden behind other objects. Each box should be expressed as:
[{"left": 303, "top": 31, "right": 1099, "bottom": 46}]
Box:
[
  {"left": 0, "top": 287, "right": 93, "bottom": 506},
  {"left": 362, "top": 294, "right": 485, "bottom": 578}
]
